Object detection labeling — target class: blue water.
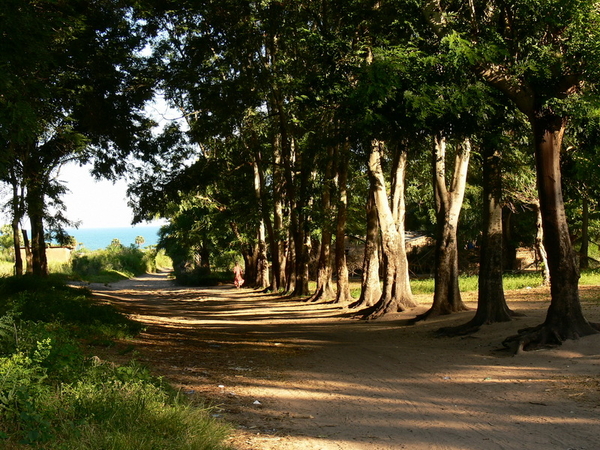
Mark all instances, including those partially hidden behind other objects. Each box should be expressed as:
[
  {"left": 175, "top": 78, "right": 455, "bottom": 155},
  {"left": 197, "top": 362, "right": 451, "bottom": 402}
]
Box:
[{"left": 65, "top": 226, "right": 162, "bottom": 251}]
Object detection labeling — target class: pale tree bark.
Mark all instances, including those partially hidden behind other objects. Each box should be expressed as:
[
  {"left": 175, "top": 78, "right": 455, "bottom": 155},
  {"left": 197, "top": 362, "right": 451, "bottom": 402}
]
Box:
[
  {"left": 252, "top": 149, "right": 276, "bottom": 290},
  {"left": 272, "top": 129, "right": 288, "bottom": 292},
  {"left": 361, "top": 140, "right": 415, "bottom": 319},
  {"left": 351, "top": 188, "right": 381, "bottom": 309},
  {"left": 253, "top": 160, "right": 270, "bottom": 289},
  {"left": 9, "top": 167, "right": 24, "bottom": 276},
  {"left": 533, "top": 202, "right": 550, "bottom": 286},
  {"left": 334, "top": 141, "right": 353, "bottom": 304},
  {"left": 286, "top": 139, "right": 311, "bottom": 298},
  {"left": 21, "top": 229, "right": 33, "bottom": 275},
  {"left": 263, "top": 28, "right": 289, "bottom": 292},
  {"left": 414, "top": 134, "right": 470, "bottom": 322},
  {"left": 307, "top": 145, "right": 336, "bottom": 302},
  {"left": 438, "top": 144, "right": 515, "bottom": 335}
]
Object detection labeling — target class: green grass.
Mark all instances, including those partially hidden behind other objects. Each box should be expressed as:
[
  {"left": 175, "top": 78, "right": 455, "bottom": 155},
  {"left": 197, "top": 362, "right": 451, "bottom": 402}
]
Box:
[
  {"left": 316, "top": 271, "right": 555, "bottom": 297},
  {"left": 410, "top": 271, "right": 547, "bottom": 295},
  {"left": 0, "top": 260, "right": 13, "bottom": 277},
  {"left": 580, "top": 269, "right": 600, "bottom": 285},
  {"left": 0, "top": 276, "right": 233, "bottom": 449}
]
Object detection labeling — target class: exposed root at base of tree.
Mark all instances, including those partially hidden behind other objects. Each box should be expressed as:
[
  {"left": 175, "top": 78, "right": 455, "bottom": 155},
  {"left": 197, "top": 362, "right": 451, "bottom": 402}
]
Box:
[
  {"left": 436, "top": 310, "right": 524, "bottom": 337},
  {"left": 436, "top": 323, "right": 482, "bottom": 337},
  {"left": 354, "top": 302, "right": 410, "bottom": 321},
  {"left": 502, "top": 322, "right": 600, "bottom": 355},
  {"left": 408, "top": 305, "right": 470, "bottom": 325},
  {"left": 347, "top": 298, "right": 377, "bottom": 310}
]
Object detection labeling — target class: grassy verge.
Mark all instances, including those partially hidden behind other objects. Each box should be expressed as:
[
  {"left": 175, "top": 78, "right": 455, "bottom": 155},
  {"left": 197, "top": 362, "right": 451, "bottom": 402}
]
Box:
[
  {"left": 0, "top": 276, "right": 232, "bottom": 450},
  {"left": 347, "top": 269, "right": 600, "bottom": 298}
]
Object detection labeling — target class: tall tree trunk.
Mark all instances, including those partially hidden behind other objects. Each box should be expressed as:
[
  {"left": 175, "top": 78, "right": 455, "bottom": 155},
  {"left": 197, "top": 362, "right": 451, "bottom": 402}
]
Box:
[
  {"left": 390, "top": 146, "right": 413, "bottom": 309},
  {"left": 307, "top": 146, "right": 336, "bottom": 302},
  {"left": 533, "top": 202, "right": 550, "bottom": 285},
  {"left": 26, "top": 181, "right": 48, "bottom": 277},
  {"left": 9, "top": 168, "right": 24, "bottom": 276},
  {"left": 21, "top": 229, "right": 33, "bottom": 275},
  {"left": 415, "top": 134, "right": 469, "bottom": 322},
  {"left": 11, "top": 221, "right": 23, "bottom": 276},
  {"left": 438, "top": 145, "right": 514, "bottom": 335},
  {"left": 252, "top": 158, "right": 270, "bottom": 289},
  {"left": 504, "top": 111, "right": 599, "bottom": 352},
  {"left": 272, "top": 133, "right": 287, "bottom": 291},
  {"left": 361, "top": 140, "right": 415, "bottom": 319},
  {"left": 334, "top": 141, "right": 352, "bottom": 304},
  {"left": 579, "top": 197, "right": 589, "bottom": 271},
  {"left": 255, "top": 220, "right": 270, "bottom": 289},
  {"left": 351, "top": 188, "right": 381, "bottom": 309},
  {"left": 287, "top": 140, "right": 311, "bottom": 298},
  {"left": 272, "top": 85, "right": 309, "bottom": 298}
]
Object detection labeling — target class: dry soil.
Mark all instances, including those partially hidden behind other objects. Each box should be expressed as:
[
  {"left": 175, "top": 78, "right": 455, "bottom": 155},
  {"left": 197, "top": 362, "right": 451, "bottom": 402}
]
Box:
[{"left": 90, "top": 273, "right": 600, "bottom": 450}]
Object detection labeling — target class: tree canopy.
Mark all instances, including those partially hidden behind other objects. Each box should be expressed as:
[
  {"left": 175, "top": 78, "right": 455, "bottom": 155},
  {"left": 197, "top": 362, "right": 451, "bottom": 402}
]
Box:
[{"left": 2, "top": 0, "right": 600, "bottom": 349}]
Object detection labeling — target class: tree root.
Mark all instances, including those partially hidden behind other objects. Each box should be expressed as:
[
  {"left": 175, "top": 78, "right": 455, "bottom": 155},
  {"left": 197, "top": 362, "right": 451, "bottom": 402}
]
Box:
[
  {"left": 408, "top": 305, "right": 466, "bottom": 325},
  {"left": 502, "top": 322, "right": 600, "bottom": 355},
  {"left": 436, "top": 323, "right": 481, "bottom": 337},
  {"left": 436, "top": 309, "right": 522, "bottom": 337}
]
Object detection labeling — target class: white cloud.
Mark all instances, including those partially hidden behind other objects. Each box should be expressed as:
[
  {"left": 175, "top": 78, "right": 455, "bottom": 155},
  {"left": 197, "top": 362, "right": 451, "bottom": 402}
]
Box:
[{"left": 57, "top": 163, "right": 164, "bottom": 229}]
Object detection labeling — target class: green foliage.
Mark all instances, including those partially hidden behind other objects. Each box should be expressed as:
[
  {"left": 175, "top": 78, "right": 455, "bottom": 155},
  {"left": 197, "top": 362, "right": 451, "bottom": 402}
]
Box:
[
  {"left": 0, "top": 335, "right": 232, "bottom": 449},
  {"left": 0, "top": 225, "right": 12, "bottom": 251},
  {"left": 0, "top": 274, "right": 232, "bottom": 449},
  {"left": 175, "top": 268, "right": 231, "bottom": 287},
  {"left": 0, "top": 276, "right": 142, "bottom": 338},
  {"left": 71, "top": 245, "right": 154, "bottom": 281},
  {"left": 0, "top": 226, "right": 14, "bottom": 264}
]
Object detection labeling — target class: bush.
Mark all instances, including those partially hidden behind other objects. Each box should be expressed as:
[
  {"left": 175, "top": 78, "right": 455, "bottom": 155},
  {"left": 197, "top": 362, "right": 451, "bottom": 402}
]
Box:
[
  {"left": 0, "top": 336, "right": 232, "bottom": 449},
  {"left": 174, "top": 267, "right": 231, "bottom": 286},
  {"left": 0, "top": 276, "right": 142, "bottom": 339},
  {"left": 71, "top": 246, "right": 155, "bottom": 281},
  {"left": 0, "top": 276, "right": 233, "bottom": 449}
]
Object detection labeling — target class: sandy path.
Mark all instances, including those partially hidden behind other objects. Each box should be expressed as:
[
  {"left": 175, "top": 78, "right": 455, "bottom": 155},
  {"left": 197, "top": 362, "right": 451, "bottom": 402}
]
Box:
[{"left": 92, "top": 273, "right": 600, "bottom": 450}]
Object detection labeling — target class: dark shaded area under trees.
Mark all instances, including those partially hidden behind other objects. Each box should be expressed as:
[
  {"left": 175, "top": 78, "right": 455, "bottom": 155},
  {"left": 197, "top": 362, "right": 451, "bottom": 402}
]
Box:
[{"left": 2, "top": 0, "right": 600, "bottom": 351}]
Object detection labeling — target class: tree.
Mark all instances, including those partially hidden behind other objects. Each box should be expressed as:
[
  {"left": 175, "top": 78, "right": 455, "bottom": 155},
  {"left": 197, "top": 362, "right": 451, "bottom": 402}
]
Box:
[
  {"left": 439, "top": 111, "right": 521, "bottom": 335},
  {"left": 0, "top": 0, "right": 155, "bottom": 276},
  {"left": 135, "top": 236, "right": 145, "bottom": 248},
  {"left": 413, "top": 134, "right": 470, "bottom": 321},
  {"left": 358, "top": 140, "right": 416, "bottom": 318},
  {"left": 562, "top": 106, "right": 600, "bottom": 271},
  {"left": 423, "top": 0, "right": 600, "bottom": 349}
]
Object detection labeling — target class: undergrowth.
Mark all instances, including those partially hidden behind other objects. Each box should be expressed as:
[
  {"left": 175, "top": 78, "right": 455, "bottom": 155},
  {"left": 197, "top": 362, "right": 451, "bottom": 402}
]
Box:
[
  {"left": 0, "top": 276, "right": 233, "bottom": 449},
  {"left": 71, "top": 245, "right": 156, "bottom": 283}
]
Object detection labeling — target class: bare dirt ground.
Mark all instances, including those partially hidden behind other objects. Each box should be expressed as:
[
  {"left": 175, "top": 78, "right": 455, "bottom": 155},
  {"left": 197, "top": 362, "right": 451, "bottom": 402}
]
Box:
[{"left": 90, "top": 273, "right": 600, "bottom": 450}]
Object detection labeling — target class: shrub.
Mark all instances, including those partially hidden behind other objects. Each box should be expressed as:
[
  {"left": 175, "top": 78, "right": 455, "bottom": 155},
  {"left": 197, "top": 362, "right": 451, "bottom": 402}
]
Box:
[
  {"left": 0, "top": 276, "right": 233, "bottom": 449},
  {"left": 71, "top": 246, "right": 154, "bottom": 281},
  {"left": 175, "top": 267, "right": 231, "bottom": 286},
  {"left": 0, "top": 276, "right": 142, "bottom": 341},
  {"left": 0, "top": 338, "right": 232, "bottom": 449}
]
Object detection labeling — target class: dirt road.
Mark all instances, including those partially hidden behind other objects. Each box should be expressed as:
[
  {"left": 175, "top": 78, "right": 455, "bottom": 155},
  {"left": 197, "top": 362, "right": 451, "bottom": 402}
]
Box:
[{"left": 92, "top": 273, "right": 600, "bottom": 450}]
